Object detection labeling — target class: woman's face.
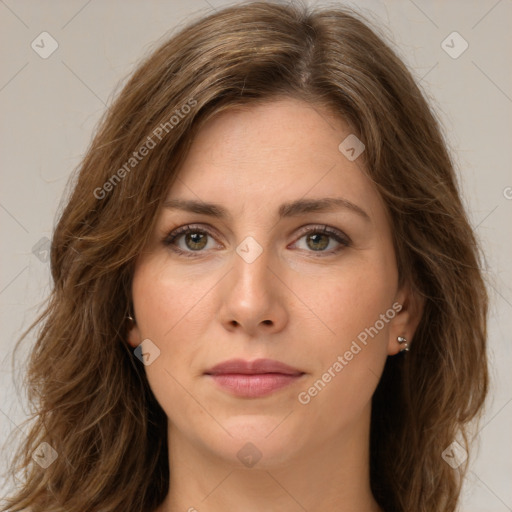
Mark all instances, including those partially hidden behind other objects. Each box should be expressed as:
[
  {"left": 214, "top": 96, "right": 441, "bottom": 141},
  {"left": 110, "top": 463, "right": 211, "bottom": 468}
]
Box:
[{"left": 128, "top": 97, "right": 415, "bottom": 468}]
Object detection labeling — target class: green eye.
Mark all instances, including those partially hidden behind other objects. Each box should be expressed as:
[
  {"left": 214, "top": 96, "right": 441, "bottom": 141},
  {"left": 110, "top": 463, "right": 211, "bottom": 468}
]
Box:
[
  {"left": 163, "top": 225, "right": 216, "bottom": 256},
  {"left": 292, "top": 225, "right": 350, "bottom": 254},
  {"left": 182, "top": 232, "right": 208, "bottom": 251},
  {"left": 163, "top": 224, "right": 350, "bottom": 258},
  {"left": 305, "top": 232, "right": 330, "bottom": 251}
]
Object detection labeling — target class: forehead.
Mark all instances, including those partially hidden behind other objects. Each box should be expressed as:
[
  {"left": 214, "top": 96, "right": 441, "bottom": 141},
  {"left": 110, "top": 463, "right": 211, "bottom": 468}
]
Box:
[{"left": 167, "top": 97, "right": 385, "bottom": 223}]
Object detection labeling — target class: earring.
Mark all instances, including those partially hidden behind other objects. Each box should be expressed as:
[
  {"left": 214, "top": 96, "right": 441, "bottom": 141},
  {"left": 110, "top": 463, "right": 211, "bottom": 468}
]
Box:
[
  {"left": 397, "top": 336, "right": 409, "bottom": 352},
  {"left": 127, "top": 314, "right": 135, "bottom": 324}
]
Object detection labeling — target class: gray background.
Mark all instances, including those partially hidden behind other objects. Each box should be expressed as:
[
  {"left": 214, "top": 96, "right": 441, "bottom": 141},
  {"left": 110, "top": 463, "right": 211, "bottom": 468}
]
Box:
[{"left": 1, "top": 0, "right": 511, "bottom": 510}]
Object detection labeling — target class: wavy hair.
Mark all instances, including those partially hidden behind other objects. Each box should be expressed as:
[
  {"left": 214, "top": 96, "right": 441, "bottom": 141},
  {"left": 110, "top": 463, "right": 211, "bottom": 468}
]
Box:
[{"left": 2, "top": 2, "right": 488, "bottom": 511}]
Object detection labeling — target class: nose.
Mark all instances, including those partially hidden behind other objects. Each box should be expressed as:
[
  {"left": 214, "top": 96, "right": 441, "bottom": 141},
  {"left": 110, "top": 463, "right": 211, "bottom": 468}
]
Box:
[{"left": 217, "top": 245, "right": 288, "bottom": 337}]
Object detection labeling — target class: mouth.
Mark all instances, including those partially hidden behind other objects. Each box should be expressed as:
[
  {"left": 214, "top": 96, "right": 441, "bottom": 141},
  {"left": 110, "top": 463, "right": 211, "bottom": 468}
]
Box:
[{"left": 204, "top": 358, "right": 305, "bottom": 398}]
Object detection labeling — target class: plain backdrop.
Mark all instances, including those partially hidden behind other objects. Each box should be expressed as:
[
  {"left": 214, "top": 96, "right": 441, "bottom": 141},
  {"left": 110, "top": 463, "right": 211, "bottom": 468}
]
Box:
[{"left": 1, "top": 0, "right": 511, "bottom": 510}]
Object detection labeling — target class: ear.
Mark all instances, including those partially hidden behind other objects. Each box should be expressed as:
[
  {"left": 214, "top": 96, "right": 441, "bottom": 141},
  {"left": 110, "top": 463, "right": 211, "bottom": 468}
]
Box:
[
  {"left": 126, "top": 316, "right": 143, "bottom": 349},
  {"left": 387, "top": 284, "right": 425, "bottom": 355}
]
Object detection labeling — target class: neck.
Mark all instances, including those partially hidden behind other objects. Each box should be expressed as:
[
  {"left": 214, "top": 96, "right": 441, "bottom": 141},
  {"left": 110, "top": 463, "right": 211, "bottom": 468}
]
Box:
[{"left": 156, "top": 404, "right": 382, "bottom": 512}]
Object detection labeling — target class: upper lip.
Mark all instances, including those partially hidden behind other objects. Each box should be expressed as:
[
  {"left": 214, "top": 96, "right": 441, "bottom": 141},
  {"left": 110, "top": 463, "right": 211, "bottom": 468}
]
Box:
[{"left": 205, "top": 358, "right": 304, "bottom": 376}]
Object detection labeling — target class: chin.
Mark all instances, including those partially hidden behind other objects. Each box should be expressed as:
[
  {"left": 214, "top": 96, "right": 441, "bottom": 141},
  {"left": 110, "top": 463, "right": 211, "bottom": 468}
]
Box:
[{"left": 203, "top": 414, "right": 307, "bottom": 469}]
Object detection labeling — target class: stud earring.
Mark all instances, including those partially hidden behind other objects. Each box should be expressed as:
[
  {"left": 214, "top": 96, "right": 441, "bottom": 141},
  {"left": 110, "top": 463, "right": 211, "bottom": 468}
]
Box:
[
  {"left": 127, "top": 314, "right": 135, "bottom": 324},
  {"left": 397, "top": 336, "right": 409, "bottom": 352}
]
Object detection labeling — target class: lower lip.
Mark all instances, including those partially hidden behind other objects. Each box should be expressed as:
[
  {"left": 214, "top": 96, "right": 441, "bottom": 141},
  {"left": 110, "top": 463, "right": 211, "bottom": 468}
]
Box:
[{"left": 208, "top": 373, "right": 303, "bottom": 398}]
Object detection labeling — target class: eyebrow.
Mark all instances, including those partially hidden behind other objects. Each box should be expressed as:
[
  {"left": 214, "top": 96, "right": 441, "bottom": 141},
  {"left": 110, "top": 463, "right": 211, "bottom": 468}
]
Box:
[{"left": 163, "top": 197, "right": 370, "bottom": 222}]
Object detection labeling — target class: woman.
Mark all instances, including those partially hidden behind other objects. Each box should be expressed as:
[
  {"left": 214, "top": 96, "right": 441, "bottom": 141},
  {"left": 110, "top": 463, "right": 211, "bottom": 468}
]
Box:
[{"left": 2, "top": 2, "right": 488, "bottom": 511}]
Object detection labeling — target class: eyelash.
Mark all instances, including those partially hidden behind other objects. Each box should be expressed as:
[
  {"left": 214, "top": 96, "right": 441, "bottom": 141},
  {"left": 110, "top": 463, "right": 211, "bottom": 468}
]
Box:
[{"left": 162, "top": 224, "right": 351, "bottom": 258}]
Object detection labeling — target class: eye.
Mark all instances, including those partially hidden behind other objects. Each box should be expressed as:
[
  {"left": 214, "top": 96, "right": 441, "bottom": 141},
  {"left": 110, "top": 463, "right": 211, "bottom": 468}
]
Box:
[
  {"left": 163, "top": 224, "right": 221, "bottom": 257},
  {"left": 162, "top": 224, "right": 351, "bottom": 258},
  {"left": 291, "top": 225, "right": 351, "bottom": 254}
]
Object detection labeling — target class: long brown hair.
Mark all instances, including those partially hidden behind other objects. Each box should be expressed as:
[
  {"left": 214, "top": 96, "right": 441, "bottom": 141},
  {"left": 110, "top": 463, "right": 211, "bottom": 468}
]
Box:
[{"left": 2, "top": 2, "right": 488, "bottom": 511}]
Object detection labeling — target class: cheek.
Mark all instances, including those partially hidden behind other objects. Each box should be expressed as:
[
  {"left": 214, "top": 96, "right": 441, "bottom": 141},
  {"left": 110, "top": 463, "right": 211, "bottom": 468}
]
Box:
[
  {"left": 293, "top": 250, "right": 397, "bottom": 351},
  {"left": 131, "top": 257, "right": 214, "bottom": 432},
  {"left": 130, "top": 257, "right": 203, "bottom": 402},
  {"left": 291, "top": 254, "right": 396, "bottom": 417},
  {"left": 132, "top": 255, "right": 215, "bottom": 344}
]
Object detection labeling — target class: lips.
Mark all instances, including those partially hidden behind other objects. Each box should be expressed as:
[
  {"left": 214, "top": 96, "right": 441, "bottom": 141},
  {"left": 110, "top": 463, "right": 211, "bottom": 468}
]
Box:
[
  {"left": 206, "top": 358, "right": 303, "bottom": 376},
  {"left": 204, "top": 358, "right": 305, "bottom": 398}
]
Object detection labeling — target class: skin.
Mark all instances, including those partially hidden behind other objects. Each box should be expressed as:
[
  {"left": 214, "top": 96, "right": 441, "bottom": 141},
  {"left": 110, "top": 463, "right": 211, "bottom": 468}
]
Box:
[{"left": 128, "top": 97, "right": 422, "bottom": 512}]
